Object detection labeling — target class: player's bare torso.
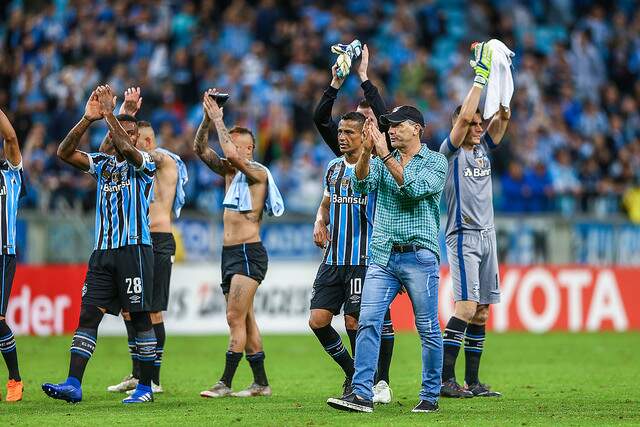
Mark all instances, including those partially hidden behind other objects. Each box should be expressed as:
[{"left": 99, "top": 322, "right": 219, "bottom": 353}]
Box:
[
  {"left": 223, "top": 170, "right": 267, "bottom": 245},
  {"left": 149, "top": 154, "right": 178, "bottom": 233}
]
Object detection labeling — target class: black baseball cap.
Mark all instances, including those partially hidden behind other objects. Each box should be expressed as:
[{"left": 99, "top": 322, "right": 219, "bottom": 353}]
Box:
[{"left": 379, "top": 105, "right": 424, "bottom": 127}]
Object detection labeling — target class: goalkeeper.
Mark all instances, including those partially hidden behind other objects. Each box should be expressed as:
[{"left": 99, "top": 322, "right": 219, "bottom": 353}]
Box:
[{"left": 439, "top": 41, "right": 511, "bottom": 398}]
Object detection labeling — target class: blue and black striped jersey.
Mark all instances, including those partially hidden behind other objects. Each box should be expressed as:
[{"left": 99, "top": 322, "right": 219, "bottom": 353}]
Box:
[
  {"left": 86, "top": 151, "right": 156, "bottom": 250},
  {"left": 323, "top": 157, "right": 376, "bottom": 266},
  {"left": 0, "top": 160, "right": 25, "bottom": 255}
]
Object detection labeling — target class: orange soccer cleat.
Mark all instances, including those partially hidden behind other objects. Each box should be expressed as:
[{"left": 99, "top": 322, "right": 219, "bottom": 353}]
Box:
[{"left": 6, "top": 379, "right": 23, "bottom": 402}]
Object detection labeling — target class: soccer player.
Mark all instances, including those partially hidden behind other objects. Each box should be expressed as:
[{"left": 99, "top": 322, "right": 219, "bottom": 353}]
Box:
[
  {"left": 106, "top": 88, "right": 186, "bottom": 395},
  {"left": 42, "top": 85, "right": 158, "bottom": 404},
  {"left": 312, "top": 44, "right": 395, "bottom": 403},
  {"left": 195, "top": 89, "right": 283, "bottom": 398},
  {"left": 309, "top": 111, "right": 375, "bottom": 397},
  {"left": 0, "top": 108, "right": 26, "bottom": 402},
  {"left": 439, "top": 42, "right": 511, "bottom": 398}
]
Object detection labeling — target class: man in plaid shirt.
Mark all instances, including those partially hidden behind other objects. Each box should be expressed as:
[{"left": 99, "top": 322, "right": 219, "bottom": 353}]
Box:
[{"left": 327, "top": 106, "right": 448, "bottom": 414}]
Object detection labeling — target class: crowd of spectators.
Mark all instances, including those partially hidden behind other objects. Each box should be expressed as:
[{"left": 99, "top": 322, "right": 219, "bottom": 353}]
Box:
[{"left": 1, "top": 0, "right": 639, "bottom": 220}]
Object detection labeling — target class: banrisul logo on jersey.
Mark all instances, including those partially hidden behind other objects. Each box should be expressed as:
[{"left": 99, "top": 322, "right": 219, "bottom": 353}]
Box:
[
  {"left": 464, "top": 167, "right": 491, "bottom": 177},
  {"left": 102, "top": 165, "right": 131, "bottom": 192}
]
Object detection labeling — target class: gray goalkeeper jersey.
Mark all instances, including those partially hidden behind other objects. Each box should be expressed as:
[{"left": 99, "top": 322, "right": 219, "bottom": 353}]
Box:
[{"left": 439, "top": 133, "right": 497, "bottom": 237}]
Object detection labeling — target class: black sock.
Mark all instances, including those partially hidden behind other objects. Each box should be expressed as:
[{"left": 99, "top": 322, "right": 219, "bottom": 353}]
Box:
[
  {"left": 464, "top": 323, "right": 485, "bottom": 386},
  {"left": 220, "top": 351, "right": 243, "bottom": 387},
  {"left": 312, "top": 325, "right": 354, "bottom": 378},
  {"left": 153, "top": 322, "right": 166, "bottom": 385},
  {"left": 442, "top": 316, "right": 468, "bottom": 382},
  {"left": 346, "top": 329, "right": 357, "bottom": 358},
  {"left": 0, "top": 320, "right": 20, "bottom": 381},
  {"left": 124, "top": 319, "right": 140, "bottom": 379},
  {"left": 377, "top": 309, "right": 394, "bottom": 384},
  {"left": 246, "top": 352, "right": 268, "bottom": 386},
  {"left": 68, "top": 327, "right": 97, "bottom": 383},
  {"left": 135, "top": 328, "right": 157, "bottom": 387}
]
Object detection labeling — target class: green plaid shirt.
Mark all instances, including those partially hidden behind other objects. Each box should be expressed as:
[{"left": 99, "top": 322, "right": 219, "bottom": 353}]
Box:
[{"left": 352, "top": 144, "right": 448, "bottom": 266}]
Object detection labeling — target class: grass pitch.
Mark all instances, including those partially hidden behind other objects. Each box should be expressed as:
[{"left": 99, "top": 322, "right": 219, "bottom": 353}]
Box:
[{"left": 2, "top": 332, "right": 639, "bottom": 426}]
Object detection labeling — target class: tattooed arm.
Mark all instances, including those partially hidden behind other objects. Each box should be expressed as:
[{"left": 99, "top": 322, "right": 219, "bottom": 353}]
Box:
[
  {"left": 57, "top": 90, "right": 102, "bottom": 171},
  {"left": 192, "top": 113, "right": 232, "bottom": 176},
  {"left": 0, "top": 108, "right": 22, "bottom": 167},
  {"left": 203, "top": 93, "right": 266, "bottom": 183}
]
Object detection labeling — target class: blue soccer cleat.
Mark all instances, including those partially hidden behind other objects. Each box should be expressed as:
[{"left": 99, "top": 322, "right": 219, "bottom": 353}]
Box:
[
  {"left": 42, "top": 380, "right": 83, "bottom": 403},
  {"left": 122, "top": 384, "right": 154, "bottom": 403}
]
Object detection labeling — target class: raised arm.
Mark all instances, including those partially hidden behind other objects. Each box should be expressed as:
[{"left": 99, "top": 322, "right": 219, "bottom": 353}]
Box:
[
  {"left": 204, "top": 91, "right": 266, "bottom": 184},
  {"left": 192, "top": 97, "right": 232, "bottom": 177},
  {"left": 448, "top": 41, "right": 493, "bottom": 148},
  {"left": 312, "top": 64, "right": 344, "bottom": 156},
  {"left": 313, "top": 195, "right": 331, "bottom": 248},
  {"left": 57, "top": 90, "right": 103, "bottom": 171},
  {"left": 485, "top": 105, "right": 511, "bottom": 145},
  {"left": 357, "top": 44, "right": 388, "bottom": 126},
  {"left": 96, "top": 85, "right": 144, "bottom": 168},
  {"left": 100, "top": 87, "right": 144, "bottom": 154},
  {"left": 0, "top": 108, "right": 22, "bottom": 166}
]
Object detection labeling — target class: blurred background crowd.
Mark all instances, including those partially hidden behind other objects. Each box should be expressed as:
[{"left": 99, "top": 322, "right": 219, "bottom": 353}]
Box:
[{"left": 1, "top": 0, "right": 639, "bottom": 220}]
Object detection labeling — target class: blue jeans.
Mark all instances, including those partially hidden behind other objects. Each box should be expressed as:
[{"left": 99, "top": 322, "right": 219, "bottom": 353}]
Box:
[{"left": 352, "top": 249, "right": 443, "bottom": 403}]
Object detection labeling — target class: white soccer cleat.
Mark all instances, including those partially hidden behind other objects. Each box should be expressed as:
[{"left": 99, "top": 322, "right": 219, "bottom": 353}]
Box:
[
  {"left": 200, "top": 381, "right": 233, "bottom": 398},
  {"left": 107, "top": 374, "right": 138, "bottom": 392},
  {"left": 126, "top": 381, "right": 163, "bottom": 395},
  {"left": 231, "top": 383, "right": 272, "bottom": 397},
  {"left": 372, "top": 380, "right": 392, "bottom": 404}
]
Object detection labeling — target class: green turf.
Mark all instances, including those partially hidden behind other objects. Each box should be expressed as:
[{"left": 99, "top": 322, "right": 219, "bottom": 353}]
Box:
[{"left": 2, "top": 333, "right": 639, "bottom": 426}]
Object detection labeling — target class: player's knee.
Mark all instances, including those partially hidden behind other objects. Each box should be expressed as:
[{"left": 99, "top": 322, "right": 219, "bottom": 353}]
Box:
[
  {"left": 78, "top": 304, "right": 104, "bottom": 329},
  {"left": 150, "top": 311, "right": 163, "bottom": 324},
  {"left": 129, "top": 311, "right": 153, "bottom": 332},
  {"left": 454, "top": 304, "right": 476, "bottom": 323},
  {"left": 471, "top": 305, "right": 490, "bottom": 325},
  {"left": 122, "top": 311, "right": 131, "bottom": 321},
  {"left": 308, "top": 310, "right": 332, "bottom": 329},
  {"left": 344, "top": 315, "right": 359, "bottom": 330},
  {"left": 226, "top": 309, "right": 245, "bottom": 327}
]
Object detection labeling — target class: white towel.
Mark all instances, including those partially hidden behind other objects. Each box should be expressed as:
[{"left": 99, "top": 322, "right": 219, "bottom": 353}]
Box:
[
  {"left": 223, "top": 162, "right": 285, "bottom": 217},
  {"left": 483, "top": 39, "right": 515, "bottom": 120}
]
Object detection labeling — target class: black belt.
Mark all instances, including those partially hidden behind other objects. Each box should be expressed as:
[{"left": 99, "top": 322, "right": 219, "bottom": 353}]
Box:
[{"left": 391, "top": 244, "right": 422, "bottom": 253}]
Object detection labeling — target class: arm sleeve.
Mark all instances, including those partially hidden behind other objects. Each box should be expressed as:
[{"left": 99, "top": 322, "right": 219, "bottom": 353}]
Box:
[
  {"left": 313, "top": 86, "right": 341, "bottom": 156},
  {"left": 82, "top": 152, "right": 109, "bottom": 179},
  {"left": 361, "top": 80, "right": 388, "bottom": 125},
  {"left": 351, "top": 157, "right": 382, "bottom": 194},
  {"left": 439, "top": 136, "right": 459, "bottom": 158},
  {"left": 135, "top": 150, "right": 156, "bottom": 181},
  {"left": 398, "top": 154, "right": 448, "bottom": 200}
]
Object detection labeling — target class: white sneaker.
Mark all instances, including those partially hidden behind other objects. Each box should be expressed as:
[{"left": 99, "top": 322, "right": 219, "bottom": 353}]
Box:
[
  {"left": 231, "top": 383, "right": 272, "bottom": 397},
  {"left": 200, "top": 381, "right": 232, "bottom": 398},
  {"left": 372, "top": 380, "right": 392, "bottom": 404},
  {"left": 107, "top": 374, "right": 138, "bottom": 392},
  {"left": 126, "top": 382, "right": 163, "bottom": 395}
]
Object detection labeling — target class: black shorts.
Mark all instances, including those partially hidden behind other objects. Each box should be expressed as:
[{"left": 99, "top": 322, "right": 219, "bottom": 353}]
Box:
[
  {"left": 83, "top": 245, "right": 154, "bottom": 315},
  {"left": 151, "top": 232, "right": 176, "bottom": 312},
  {"left": 0, "top": 255, "right": 16, "bottom": 317},
  {"left": 221, "top": 242, "right": 268, "bottom": 294},
  {"left": 310, "top": 264, "right": 367, "bottom": 316}
]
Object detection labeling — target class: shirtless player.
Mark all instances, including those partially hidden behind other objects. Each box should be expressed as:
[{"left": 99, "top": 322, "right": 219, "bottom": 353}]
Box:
[
  {"left": 195, "top": 89, "right": 283, "bottom": 398},
  {"left": 106, "top": 88, "right": 185, "bottom": 394}
]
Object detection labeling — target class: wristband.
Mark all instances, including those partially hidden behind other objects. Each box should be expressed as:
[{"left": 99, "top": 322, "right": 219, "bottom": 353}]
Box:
[
  {"left": 381, "top": 152, "right": 394, "bottom": 163},
  {"left": 473, "top": 75, "right": 487, "bottom": 88}
]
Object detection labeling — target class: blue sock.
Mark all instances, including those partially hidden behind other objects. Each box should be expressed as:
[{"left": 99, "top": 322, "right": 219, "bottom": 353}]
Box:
[
  {"left": 65, "top": 376, "right": 81, "bottom": 388},
  {"left": 136, "top": 383, "right": 152, "bottom": 393}
]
